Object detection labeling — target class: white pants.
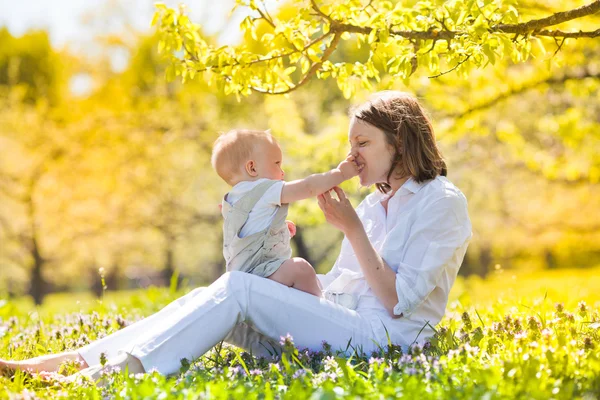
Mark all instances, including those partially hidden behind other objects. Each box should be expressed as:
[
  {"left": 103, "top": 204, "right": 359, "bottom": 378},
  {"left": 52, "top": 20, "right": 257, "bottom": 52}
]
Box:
[{"left": 78, "top": 271, "right": 392, "bottom": 375}]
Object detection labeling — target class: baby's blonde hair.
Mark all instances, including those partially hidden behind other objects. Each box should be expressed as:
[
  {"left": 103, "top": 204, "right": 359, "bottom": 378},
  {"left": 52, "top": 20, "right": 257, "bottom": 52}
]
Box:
[{"left": 211, "top": 129, "right": 275, "bottom": 185}]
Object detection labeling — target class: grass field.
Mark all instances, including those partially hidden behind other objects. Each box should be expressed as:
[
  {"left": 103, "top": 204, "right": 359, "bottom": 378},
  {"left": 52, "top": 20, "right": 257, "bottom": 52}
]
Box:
[{"left": 1, "top": 267, "right": 599, "bottom": 399}]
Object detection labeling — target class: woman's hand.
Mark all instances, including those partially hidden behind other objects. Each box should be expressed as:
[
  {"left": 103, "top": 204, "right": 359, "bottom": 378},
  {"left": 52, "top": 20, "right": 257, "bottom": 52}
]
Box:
[{"left": 317, "top": 186, "right": 362, "bottom": 236}]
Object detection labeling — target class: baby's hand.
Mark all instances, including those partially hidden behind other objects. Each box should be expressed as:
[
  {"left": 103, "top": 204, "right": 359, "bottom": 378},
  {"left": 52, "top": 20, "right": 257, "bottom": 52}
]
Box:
[
  {"left": 286, "top": 220, "right": 297, "bottom": 238},
  {"left": 337, "top": 154, "right": 360, "bottom": 180}
]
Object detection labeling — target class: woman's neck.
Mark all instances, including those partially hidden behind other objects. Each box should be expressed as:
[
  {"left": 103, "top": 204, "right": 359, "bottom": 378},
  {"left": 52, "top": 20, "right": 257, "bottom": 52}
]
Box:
[{"left": 386, "top": 175, "right": 410, "bottom": 196}]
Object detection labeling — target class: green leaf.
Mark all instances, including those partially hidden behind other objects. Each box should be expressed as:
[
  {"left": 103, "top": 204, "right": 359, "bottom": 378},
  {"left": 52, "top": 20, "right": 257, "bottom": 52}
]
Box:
[{"left": 483, "top": 43, "right": 496, "bottom": 65}]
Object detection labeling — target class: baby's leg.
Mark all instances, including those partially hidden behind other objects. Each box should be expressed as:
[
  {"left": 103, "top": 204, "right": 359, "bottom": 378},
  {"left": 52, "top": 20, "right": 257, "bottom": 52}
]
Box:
[{"left": 266, "top": 258, "right": 322, "bottom": 297}]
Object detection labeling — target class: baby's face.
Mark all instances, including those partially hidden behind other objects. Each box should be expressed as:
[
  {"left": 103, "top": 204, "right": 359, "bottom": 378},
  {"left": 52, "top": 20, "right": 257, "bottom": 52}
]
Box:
[{"left": 254, "top": 140, "right": 285, "bottom": 180}]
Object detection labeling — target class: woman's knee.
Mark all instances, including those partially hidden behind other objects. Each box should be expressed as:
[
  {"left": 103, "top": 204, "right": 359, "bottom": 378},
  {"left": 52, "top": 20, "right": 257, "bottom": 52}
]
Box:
[{"left": 217, "top": 270, "right": 251, "bottom": 293}]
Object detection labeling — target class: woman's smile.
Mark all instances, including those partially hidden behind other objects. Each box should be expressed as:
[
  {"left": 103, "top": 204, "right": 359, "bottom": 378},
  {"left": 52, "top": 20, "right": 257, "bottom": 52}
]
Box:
[
  {"left": 353, "top": 157, "right": 366, "bottom": 177},
  {"left": 357, "top": 161, "right": 365, "bottom": 173}
]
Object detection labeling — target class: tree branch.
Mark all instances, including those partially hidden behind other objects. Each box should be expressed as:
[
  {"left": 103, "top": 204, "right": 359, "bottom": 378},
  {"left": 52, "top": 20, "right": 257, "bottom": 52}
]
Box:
[
  {"left": 494, "top": 0, "right": 600, "bottom": 33},
  {"left": 535, "top": 28, "right": 600, "bottom": 39},
  {"left": 189, "top": 31, "right": 331, "bottom": 74},
  {"left": 310, "top": 0, "right": 334, "bottom": 24},
  {"left": 444, "top": 68, "right": 600, "bottom": 118},
  {"left": 311, "top": 0, "right": 600, "bottom": 41},
  {"left": 248, "top": 32, "right": 342, "bottom": 95},
  {"left": 429, "top": 55, "right": 471, "bottom": 78},
  {"left": 256, "top": 0, "right": 276, "bottom": 29}
]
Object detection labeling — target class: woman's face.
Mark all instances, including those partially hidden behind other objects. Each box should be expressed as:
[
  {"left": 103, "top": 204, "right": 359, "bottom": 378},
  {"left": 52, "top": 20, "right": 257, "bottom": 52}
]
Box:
[{"left": 348, "top": 117, "right": 396, "bottom": 187}]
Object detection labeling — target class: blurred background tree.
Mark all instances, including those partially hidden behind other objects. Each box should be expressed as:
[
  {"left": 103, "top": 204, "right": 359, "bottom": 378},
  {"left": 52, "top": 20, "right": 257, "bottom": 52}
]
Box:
[{"left": 0, "top": 0, "right": 598, "bottom": 304}]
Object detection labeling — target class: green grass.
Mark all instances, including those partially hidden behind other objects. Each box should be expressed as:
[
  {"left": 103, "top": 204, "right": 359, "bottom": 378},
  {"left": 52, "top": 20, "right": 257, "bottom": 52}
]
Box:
[{"left": 1, "top": 268, "right": 599, "bottom": 399}]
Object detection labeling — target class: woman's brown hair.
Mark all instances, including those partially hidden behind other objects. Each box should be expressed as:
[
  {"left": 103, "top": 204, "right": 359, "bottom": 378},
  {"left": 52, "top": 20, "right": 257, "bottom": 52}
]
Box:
[{"left": 350, "top": 91, "right": 447, "bottom": 194}]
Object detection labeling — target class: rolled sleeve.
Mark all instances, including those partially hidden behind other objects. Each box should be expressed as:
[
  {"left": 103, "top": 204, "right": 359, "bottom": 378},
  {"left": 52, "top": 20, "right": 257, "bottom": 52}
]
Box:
[
  {"left": 316, "top": 253, "right": 343, "bottom": 289},
  {"left": 392, "top": 195, "right": 472, "bottom": 317}
]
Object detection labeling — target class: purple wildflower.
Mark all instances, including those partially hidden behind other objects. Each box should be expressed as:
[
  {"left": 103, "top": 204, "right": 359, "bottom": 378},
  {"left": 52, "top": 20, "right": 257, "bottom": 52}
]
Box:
[
  {"left": 279, "top": 333, "right": 295, "bottom": 347},
  {"left": 368, "top": 357, "right": 384, "bottom": 365},
  {"left": 292, "top": 369, "right": 307, "bottom": 379},
  {"left": 228, "top": 366, "right": 246, "bottom": 378}
]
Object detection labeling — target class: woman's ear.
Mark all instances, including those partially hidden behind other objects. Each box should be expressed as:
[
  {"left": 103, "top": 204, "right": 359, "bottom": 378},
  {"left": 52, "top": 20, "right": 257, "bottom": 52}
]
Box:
[{"left": 245, "top": 160, "right": 258, "bottom": 176}]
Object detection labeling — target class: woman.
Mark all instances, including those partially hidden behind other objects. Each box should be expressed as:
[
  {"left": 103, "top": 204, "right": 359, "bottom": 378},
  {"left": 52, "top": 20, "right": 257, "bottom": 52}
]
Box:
[{"left": 1, "top": 91, "right": 472, "bottom": 379}]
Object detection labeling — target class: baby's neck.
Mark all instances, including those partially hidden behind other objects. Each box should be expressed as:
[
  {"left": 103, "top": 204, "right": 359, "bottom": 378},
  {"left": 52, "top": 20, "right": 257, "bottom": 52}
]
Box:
[{"left": 230, "top": 176, "right": 263, "bottom": 187}]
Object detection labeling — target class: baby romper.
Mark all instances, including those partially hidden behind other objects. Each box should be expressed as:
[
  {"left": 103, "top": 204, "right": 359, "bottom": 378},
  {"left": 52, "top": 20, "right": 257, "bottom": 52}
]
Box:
[{"left": 221, "top": 180, "right": 292, "bottom": 278}]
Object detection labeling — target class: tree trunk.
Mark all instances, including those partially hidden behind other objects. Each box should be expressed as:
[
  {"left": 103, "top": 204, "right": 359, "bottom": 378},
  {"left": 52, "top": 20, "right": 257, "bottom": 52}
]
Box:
[
  {"left": 27, "top": 195, "right": 46, "bottom": 305},
  {"left": 106, "top": 262, "right": 121, "bottom": 290},
  {"left": 29, "top": 243, "right": 45, "bottom": 305},
  {"left": 91, "top": 264, "right": 103, "bottom": 298},
  {"left": 545, "top": 249, "right": 557, "bottom": 269},
  {"left": 292, "top": 227, "right": 315, "bottom": 267},
  {"left": 479, "top": 245, "right": 492, "bottom": 278},
  {"left": 211, "top": 231, "right": 225, "bottom": 282},
  {"left": 163, "top": 244, "right": 175, "bottom": 287},
  {"left": 458, "top": 249, "right": 473, "bottom": 277}
]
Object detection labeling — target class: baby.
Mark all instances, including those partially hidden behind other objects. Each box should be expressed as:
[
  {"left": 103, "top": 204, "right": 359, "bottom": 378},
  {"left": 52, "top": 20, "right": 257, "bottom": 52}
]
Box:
[{"left": 211, "top": 129, "right": 359, "bottom": 297}]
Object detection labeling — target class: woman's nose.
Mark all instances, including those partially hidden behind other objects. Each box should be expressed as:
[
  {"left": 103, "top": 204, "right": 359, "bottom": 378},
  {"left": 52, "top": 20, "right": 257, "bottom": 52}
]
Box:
[{"left": 349, "top": 149, "right": 363, "bottom": 161}]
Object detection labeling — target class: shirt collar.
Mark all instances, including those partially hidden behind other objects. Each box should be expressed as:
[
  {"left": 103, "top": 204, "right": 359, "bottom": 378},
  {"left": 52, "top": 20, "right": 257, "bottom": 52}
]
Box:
[
  {"left": 386, "top": 177, "right": 427, "bottom": 199},
  {"left": 398, "top": 176, "right": 426, "bottom": 195},
  {"left": 366, "top": 177, "right": 428, "bottom": 205}
]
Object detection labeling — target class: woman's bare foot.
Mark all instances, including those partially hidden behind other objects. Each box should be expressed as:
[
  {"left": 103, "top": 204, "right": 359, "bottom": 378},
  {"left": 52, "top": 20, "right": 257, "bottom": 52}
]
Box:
[{"left": 0, "top": 352, "right": 88, "bottom": 376}]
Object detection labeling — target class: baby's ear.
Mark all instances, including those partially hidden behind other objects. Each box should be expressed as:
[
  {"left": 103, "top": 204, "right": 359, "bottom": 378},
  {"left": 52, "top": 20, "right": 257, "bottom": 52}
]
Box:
[{"left": 245, "top": 160, "right": 258, "bottom": 176}]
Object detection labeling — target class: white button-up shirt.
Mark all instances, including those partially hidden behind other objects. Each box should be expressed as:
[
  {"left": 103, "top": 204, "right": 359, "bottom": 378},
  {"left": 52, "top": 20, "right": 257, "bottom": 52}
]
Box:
[{"left": 317, "top": 176, "right": 472, "bottom": 345}]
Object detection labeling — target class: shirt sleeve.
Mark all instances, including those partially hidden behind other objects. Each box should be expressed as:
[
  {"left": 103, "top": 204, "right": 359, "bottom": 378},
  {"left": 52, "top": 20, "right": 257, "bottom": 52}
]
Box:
[
  {"left": 316, "top": 251, "right": 343, "bottom": 288},
  {"left": 316, "top": 197, "right": 370, "bottom": 289},
  {"left": 261, "top": 180, "right": 285, "bottom": 207},
  {"left": 392, "top": 193, "right": 472, "bottom": 317}
]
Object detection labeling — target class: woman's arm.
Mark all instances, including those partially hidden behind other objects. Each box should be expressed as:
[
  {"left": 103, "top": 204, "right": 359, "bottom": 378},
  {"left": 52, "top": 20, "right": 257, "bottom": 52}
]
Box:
[
  {"left": 317, "top": 187, "right": 401, "bottom": 318},
  {"left": 344, "top": 227, "right": 403, "bottom": 318}
]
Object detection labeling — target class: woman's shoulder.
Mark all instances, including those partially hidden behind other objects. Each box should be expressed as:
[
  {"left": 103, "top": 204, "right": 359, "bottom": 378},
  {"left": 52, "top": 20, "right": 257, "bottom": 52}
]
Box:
[{"left": 420, "top": 176, "right": 468, "bottom": 211}]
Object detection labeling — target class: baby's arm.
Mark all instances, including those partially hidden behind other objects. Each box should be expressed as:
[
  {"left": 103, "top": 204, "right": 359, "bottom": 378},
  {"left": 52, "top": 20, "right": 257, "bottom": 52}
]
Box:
[{"left": 281, "top": 155, "right": 359, "bottom": 204}]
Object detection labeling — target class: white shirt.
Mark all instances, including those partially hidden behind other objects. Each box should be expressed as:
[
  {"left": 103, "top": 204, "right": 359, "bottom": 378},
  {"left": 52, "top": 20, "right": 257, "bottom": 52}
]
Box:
[
  {"left": 225, "top": 179, "right": 285, "bottom": 238},
  {"left": 317, "top": 176, "right": 472, "bottom": 343}
]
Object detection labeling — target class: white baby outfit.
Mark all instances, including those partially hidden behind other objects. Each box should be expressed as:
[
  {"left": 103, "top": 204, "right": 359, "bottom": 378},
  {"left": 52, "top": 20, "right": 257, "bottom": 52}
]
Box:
[{"left": 220, "top": 179, "right": 291, "bottom": 278}]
